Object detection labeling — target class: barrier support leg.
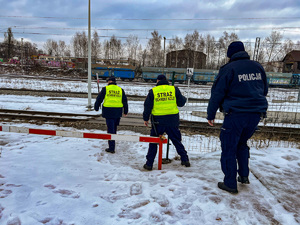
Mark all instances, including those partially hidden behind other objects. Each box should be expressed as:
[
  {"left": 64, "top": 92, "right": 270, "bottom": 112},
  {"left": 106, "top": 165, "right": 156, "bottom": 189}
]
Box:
[{"left": 158, "top": 140, "right": 163, "bottom": 170}]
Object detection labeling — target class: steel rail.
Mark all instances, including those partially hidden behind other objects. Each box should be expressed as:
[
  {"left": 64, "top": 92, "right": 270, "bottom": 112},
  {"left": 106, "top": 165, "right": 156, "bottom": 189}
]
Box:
[{"left": 1, "top": 109, "right": 299, "bottom": 138}]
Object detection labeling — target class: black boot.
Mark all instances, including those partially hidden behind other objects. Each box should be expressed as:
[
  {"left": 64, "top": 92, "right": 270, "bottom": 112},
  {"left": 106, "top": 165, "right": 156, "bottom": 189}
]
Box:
[
  {"left": 238, "top": 176, "right": 250, "bottom": 184},
  {"left": 181, "top": 161, "right": 191, "bottom": 167},
  {"left": 218, "top": 182, "right": 238, "bottom": 194},
  {"left": 105, "top": 148, "right": 115, "bottom": 154},
  {"left": 143, "top": 164, "right": 152, "bottom": 171}
]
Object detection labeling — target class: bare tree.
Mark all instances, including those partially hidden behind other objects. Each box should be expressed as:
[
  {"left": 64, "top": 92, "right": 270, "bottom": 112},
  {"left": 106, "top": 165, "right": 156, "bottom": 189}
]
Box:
[
  {"left": 205, "top": 34, "right": 216, "bottom": 69},
  {"left": 4, "top": 27, "right": 15, "bottom": 60},
  {"left": 58, "top": 40, "right": 66, "bottom": 57},
  {"left": 197, "top": 35, "right": 205, "bottom": 52},
  {"left": 147, "top": 30, "right": 162, "bottom": 67},
  {"left": 44, "top": 39, "right": 57, "bottom": 56},
  {"left": 184, "top": 30, "right": 199, "bottom": 51},
  {"left": 23, "top": 42, "right": 38, "bottom": 58},
  {"left": 168, "top": 36, "right": 183, "bottom": 51},
  {"left": 281, "top": 39, "right": 294, "bottom": 59},
  {"left": 92, "top": 30, "right": 101, "bottom": 61},
  {"left": 72, "top": 31, "right": 88, "bottom": 58},
  {"left": 103, "top": 40, "right": 110, "bottom": 59},
  {"left": 125, "top": 35, "right": 139, "bottom": 60},
  {"left": 264, "top": 31, "right": 283, "bottom": 62},
  {"left": 136, "top": 44, "right": 147, "bottom": 67},
  {"left": 109, "top": 35, "right": 122, "bottom": 60},
  {"left": 64, "top": 47, "right": 71, "bottom": 57}
]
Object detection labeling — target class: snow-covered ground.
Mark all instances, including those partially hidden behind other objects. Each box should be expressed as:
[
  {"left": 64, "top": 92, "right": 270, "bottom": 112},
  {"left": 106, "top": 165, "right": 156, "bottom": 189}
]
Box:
[
  {"left": 0, "top": 122, "right": 299, "bottom": 225},
  {"left": 0, "top": 76, "right": 300, "bottom": 224}
]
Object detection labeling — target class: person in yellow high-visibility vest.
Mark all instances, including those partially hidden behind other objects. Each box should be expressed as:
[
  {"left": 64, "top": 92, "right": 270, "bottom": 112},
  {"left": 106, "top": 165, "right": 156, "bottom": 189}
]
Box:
[
  {"left": 94, "top": 76, "right": 128, "bottom": 153},
  {"left": 143, "top": 74, "right": 190, "bottom": 170}
]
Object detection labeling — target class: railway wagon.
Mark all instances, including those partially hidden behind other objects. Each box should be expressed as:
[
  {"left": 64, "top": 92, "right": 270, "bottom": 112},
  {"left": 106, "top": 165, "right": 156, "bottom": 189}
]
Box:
[
  {"left": 266, "top": 72, "right": 294, "bottom": 87},
  {"left": 92, "top": 67, "right": 135, "bottom": 81},
  {"left": 192, "top": 69, "right": 218, "bottom": 84},
  {"left": 92, "top": 67, "right": 110, "bottom": 80},
  {"left": 113, "top": 68, "right": 135, "bottom": 81},
  {"left": 141, "top": 67, "right": 186, "bottom": 83}
]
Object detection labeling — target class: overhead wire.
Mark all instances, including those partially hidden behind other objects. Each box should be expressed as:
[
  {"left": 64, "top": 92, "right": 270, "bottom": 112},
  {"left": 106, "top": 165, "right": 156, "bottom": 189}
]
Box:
[
  {"left": 0, "top": 15, "right": 299, "bottom": 21},
  {"left": 1, "top": 15, "right": 299, "bottom": 47},
  {"left": 4, "top": 26, "right": 300, "bottom": 31}
]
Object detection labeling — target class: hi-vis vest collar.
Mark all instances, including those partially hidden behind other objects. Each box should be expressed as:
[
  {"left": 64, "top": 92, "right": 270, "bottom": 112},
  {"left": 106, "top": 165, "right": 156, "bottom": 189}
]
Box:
[
  {"left": 152, "top": 85, "right": 179, "bottom": 116},
  {"left": 103, "top": 85, "right": 123, "bottom": 108}
]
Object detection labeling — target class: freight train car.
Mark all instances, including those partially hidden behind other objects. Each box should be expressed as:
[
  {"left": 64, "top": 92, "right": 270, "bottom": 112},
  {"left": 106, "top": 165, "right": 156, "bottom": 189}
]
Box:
[
  {"left": 141, "top": 67, "right": 186, "bottom": 83},
  {"left": 91, "top": 65, "right": 299, "bottom": 88},
  {"left": 266, "top": 72, "right": 295, "bottom": 87},
  {"left": 92, "top": 67, "right": 135, "bottom": 81},
  {"left": 92, "top": 67, "right": 110, "bottom": 80},
  {"left": 142, "top": 67, "right": 218, "bottom": 85},
  {"left": 192, "top": 69, "right": 218, "bottom": 84}
]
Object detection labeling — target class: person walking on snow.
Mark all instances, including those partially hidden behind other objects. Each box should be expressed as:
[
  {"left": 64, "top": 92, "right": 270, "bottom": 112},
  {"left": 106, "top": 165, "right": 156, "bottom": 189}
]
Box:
[
  {"left": 143, "top": 74, "right": 190, "bottom": 171},
  {"left": 94, "top": 76, "right": 128, "bottom": 153},
  {"left": 207, "top": 41, "right": 268, "bottom": 194}
]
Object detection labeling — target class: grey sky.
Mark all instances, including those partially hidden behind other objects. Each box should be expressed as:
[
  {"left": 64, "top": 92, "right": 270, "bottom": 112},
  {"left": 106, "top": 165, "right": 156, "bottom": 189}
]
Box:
[{"left": 0, "top": 0, "right": 299, "bottom": 49}]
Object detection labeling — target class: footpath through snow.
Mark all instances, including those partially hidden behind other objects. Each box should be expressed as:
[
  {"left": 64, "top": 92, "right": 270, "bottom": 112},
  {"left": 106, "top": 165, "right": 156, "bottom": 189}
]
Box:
[{"left": 0, "top": 123, "right": 299, "bottom": 225}]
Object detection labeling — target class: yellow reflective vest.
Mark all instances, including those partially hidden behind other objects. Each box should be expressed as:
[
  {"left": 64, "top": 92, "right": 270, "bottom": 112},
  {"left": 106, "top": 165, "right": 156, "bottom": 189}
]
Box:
[
  {"left": 152, "top": 85, "right": 179, "bottom": 116},
  {"left": 103, "top": 85, "right": 123, "bottom": 108}
]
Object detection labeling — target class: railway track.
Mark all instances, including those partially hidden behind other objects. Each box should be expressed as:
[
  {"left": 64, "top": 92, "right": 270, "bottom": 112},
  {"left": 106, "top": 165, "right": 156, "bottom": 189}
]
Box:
[
  {"left": 1, "top": 109, "right": 299, "bottom": 141},
  {"left": 0, "top": 88, "right": 209, "bottom": 103}
]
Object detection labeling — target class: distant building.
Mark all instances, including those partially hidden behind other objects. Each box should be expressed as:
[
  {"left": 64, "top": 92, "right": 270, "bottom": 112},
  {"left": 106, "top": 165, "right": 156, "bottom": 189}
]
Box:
[
  {"left": 282, "top": 50, "right": 300, "bottom": 74},
  {"left": 166, "top": 49, "right": 206, "bottom": 69}
]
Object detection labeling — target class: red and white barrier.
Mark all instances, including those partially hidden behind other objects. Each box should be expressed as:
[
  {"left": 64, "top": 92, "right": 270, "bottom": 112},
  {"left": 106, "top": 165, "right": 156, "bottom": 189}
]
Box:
[{"left": 0, "top": 125, "right": 167, "bottom": 170}]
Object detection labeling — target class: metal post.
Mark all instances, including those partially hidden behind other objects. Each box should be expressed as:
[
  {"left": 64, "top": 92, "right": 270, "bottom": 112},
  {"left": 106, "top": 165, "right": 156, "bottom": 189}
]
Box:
[
  {"left": 87, "top": 0, "right": 92, "bottom": 110},
  {"left": 187, "top": 77, "right": 191, "bottom": 104},
  {"left": 172, "top": 71, "right": 175, "bottom": 86},
  {"left": 253, "top": 37, "right": 260, "bottom": 61},
  {"left": 158, "top": 140, "right": 163, "bottom": 170},
  {"left": 163, "top": 37, "right": 166, "bottom": 74},
  {"left": 21, "top": 38, "right": 23, "bottom": 75}
]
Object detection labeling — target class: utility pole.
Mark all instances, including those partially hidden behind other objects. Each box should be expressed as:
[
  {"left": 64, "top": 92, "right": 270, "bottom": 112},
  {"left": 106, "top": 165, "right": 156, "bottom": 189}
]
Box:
[{"left": 87, "top": 0, "right": 92, "bottom": 110}]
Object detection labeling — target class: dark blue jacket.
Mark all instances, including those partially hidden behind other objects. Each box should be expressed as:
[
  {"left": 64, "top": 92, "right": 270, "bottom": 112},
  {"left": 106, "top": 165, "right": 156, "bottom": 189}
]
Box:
[
  {"left": 207, "top": 51, "right": 268, "bottom": 120},
  {"left": 143, "top": 80, "right": 186, "bottom": 127},
  {"left": 94, "top": 82, "right": 128, "bottom": 119}
]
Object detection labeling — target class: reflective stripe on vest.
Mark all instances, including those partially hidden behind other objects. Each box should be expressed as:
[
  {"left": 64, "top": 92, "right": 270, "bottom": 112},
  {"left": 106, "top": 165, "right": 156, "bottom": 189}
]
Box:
[
  {"left": 152, "top": 85, "right": 179, "bottom": 116},
  {"left": 103, "top": 85, "right": 123, "bottom": 108}
]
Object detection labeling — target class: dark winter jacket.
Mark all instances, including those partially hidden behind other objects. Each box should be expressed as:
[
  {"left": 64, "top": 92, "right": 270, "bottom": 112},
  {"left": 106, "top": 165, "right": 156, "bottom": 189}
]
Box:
[
  {"left": 143, "top": 80, "right": 186, "bottom": 126},
  {"left": 94, "top": 82, "right": 128, "bottom": 119},
  {"left": 207, "top": 51, "right": 268, "bottom": 120}
]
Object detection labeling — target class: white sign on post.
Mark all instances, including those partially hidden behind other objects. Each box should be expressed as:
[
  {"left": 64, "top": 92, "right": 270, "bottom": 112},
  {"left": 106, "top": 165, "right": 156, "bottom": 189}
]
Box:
[
  {"left": 187, "top": 68, "right": 194, "bottom": 77},
  {"left": 186, "top": 68, "right": 193, "bottom": 104}
]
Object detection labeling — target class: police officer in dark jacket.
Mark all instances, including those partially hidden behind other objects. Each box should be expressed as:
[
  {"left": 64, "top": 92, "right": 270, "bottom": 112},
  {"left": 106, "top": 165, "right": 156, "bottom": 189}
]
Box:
[
  {"left": 143, "top": 74, "right": 190, "bottom": 170},
  {"left": 207, "top": 41, "right": 268, "bottom": 194},
  {"left": 94, "top": 76, "right": 128, "bottom": 153}
]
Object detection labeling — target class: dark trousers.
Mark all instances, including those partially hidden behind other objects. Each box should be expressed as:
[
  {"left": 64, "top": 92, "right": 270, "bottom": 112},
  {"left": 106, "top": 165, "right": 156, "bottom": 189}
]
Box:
[
  {"left": 220, "top": 113, "right": 261, "bottom": 189},
  {"left": 146, "top": 125, "right": 189, "bottom": 166},
  {"left": 106, "top": 118, "right": 120, "bottom": 150}
]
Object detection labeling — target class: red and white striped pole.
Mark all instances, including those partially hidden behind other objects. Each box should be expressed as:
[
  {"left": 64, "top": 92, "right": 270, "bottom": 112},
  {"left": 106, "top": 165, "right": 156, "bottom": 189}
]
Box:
[{"left": 0, "top": 125, "right": 168, "bottom": 170}]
